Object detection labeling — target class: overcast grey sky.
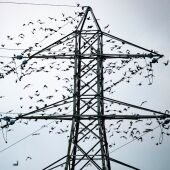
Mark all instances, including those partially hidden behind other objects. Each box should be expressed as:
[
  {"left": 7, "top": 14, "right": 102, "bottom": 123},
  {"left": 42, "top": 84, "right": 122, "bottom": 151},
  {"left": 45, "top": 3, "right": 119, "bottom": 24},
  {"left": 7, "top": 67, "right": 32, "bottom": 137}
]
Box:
[{"left": 0, "top": 0, "right": 170, "bottom": 170}]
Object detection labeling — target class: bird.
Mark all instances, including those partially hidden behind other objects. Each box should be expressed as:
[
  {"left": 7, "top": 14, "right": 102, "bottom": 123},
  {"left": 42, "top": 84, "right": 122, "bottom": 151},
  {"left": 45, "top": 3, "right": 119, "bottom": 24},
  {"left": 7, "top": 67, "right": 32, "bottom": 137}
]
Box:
[
  {"left": 163, "top": 60, "right": 169, "bottom": 66},
  {"left": 32, "top": 133, "right": 40, "bottom": 136},
  {"left": 120, "top": 136, "right": 127, "bottom": 140},
  {"left": 140, "top": 101, "right": 147, "bottom": 106},
  {"left": 104, "top": 24, "right": 109, "bottom": 29},
  {"left": 137, "top": 82, "right": 142, "bottom": 86},
  {"left": 88, "top": 25, "right": 93, "bottom": 29},
  {"left": 43, "top": 85, "right": 48, "bottom": 88},
  {"left": 37, "top": 99, "right": 44, "bottom": 103},
  {"left": 46, "top": 95, "right": 53, "bottom": 99},
  {"left": 1, "top": 44, "right": 5, "bottom": 47},
  {"left": 138, "top": 137, "right": 143, "bottom": 142},
  {"left": 26, "top": 156, "right": 32, "bottom": 161},
  {"left": 16, "top": 42, "right": 21, "bottom": 46},
  {"left": 28, "top": 21, "right": 34, "bottom": 25},
  {"left": 13, "top": 161, "right": 19, "bottom": 166},
  {"left": 23, "top": 84, "right": 31, "bottom": 89}
]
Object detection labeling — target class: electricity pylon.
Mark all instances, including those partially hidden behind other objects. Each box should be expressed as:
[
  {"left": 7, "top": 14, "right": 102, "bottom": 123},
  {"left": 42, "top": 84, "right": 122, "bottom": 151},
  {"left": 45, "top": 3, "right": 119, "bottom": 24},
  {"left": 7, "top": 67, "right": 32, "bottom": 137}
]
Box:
[{"left": 2, "top": 6, "right": 170, "bottom": 170}]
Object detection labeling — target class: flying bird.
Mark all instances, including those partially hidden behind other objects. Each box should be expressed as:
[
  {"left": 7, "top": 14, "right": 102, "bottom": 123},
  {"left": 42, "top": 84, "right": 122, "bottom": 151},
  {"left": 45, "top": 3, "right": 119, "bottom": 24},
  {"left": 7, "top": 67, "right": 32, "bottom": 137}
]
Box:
[
  {"left": 163, "top": 60, "right": 169, "bottom": 66},
  {"left": 104, "top": 24, "right": 109, "bottom": 29},
  {"left": 26, "top": 156, "right": 32, "bottom": 161},
  {"left": 13, "top": 161, "right": 19, "bottom": 166},
  {"left": 23, "top": 84, "right": 31, "bottom": 89},
  {"left": 140, "top": 101, "right": 147, "bottom": 106}
]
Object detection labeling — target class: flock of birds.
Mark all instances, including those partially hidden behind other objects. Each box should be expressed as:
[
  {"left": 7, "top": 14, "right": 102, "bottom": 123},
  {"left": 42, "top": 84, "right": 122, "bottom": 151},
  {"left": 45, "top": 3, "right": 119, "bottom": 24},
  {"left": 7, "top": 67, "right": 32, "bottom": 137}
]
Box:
[{"left": 0, "top": 4, "right": 169, "bottom": 168}]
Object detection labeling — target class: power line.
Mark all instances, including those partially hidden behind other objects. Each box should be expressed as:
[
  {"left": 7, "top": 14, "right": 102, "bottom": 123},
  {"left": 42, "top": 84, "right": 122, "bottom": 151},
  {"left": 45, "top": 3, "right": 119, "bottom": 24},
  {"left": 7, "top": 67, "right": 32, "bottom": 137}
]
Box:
[
  {"left": 0, "top": 47, "right": 67, "bottom": 52},
  {"left": 0, "top": 121, "right": 55, "bottom": 153},
  {"left": 0, "top": 14, "right": 78, "bottom": 72},
  {"left": 0, "top": 1, "right": 81, "bottom": 8},
  {"left": 0, "top": 55, "right": 14, "bottom": 59},
  {"left": 109, "top": 124, "right": 161, "bottom": 154},
  {"left": 0, "top": 110, "right": 73, "bottom": 153},
  {"left": 0, "top": 47, "right": 40, "bottom": 51}
]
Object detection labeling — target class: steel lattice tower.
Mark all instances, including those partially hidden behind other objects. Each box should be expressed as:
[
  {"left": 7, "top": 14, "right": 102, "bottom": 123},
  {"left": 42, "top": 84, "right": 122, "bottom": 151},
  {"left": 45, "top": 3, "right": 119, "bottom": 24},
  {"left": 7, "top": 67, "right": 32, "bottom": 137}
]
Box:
[
  {"left": 2, "top": 6, "right": 170, "bottom": 170},
  {"left": 65, "top": 7, "right": 111, "bottom": 170}
]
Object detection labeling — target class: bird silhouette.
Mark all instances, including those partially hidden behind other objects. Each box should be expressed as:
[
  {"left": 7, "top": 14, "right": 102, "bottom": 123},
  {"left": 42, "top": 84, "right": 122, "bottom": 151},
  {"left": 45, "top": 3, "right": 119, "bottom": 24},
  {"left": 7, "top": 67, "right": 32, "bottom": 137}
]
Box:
[
  {"left": 140, "top": 101, "right": 147, "bottom": 106},
  {"left": 13, "top": 161, "right": 19, "bottom": 166},
  {"left": 26, "top": 156, "right": 32, "bottom": 161},
  {"left": 163, "top": 60, "right": 169, "bottom": 66}
]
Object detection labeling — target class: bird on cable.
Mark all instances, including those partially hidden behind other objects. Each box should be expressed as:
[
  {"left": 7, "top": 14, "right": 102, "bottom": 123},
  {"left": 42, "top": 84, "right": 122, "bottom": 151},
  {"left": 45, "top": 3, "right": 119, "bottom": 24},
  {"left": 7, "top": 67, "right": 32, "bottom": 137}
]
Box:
[
  {"left": 7, "top": 110, "right": 13, "bottom": 113},
  {"left": 143, "top": 129, "right": 153, "bottom": 133},
  {"left": 32, "top": 133, "right": 40, "bottom": 136}
]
